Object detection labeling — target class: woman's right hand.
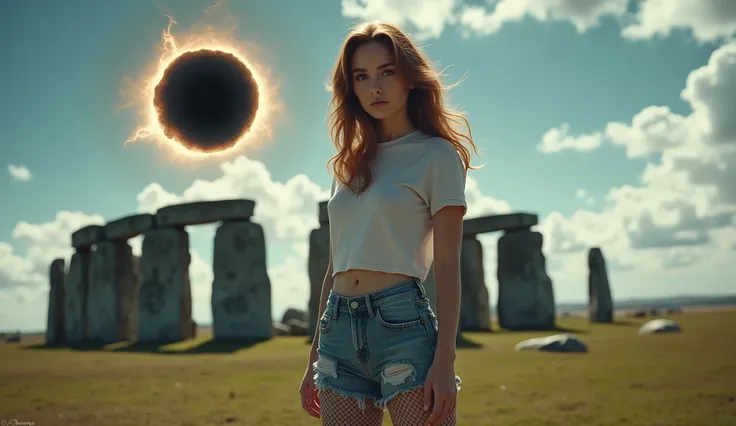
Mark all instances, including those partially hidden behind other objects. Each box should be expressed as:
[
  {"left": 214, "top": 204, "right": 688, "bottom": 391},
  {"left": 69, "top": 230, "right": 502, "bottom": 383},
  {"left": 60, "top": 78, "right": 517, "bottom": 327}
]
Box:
[{"left": 299, "top": 361, "right": 320, "bottom": 418}]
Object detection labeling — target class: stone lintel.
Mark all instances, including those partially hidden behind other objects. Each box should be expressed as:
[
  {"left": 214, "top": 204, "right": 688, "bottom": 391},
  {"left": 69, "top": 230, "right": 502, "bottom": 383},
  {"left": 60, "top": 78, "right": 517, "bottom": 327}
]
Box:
[
  {"left": 71, "top": 225, "right": 106, "bottom": 249},
  {"left": 318, "top": 201, "right": 329, "bottom": 225},
  {"left": 462, "top": 212, "right": 538, "bottom": 236},
  {"left": 155, "top": 199, "right": 256, "bottom": 228},
  {"left": 104, "top": 214, "right": 156, "bottom": 240}
]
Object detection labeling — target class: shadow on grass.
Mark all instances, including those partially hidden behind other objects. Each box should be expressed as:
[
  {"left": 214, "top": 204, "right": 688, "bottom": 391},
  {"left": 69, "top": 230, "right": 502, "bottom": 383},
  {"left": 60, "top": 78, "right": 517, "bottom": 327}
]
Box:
[
  {"left": 499, "top": 326, "right": 591, "bottom": 335},
  {"left": 608, "top": 320, "right": 640, "bottom": 327},
  {"left": 456, "top": 335, "right": 484, "bottom": 349},
  {"left": 22, "top": 337, "right": 270, "bottom": 354}
]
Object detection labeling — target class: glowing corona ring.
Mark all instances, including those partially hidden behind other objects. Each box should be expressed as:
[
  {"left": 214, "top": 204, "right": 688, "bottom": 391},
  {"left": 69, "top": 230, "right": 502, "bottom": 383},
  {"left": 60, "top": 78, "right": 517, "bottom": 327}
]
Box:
[{"left": 125, "top": 16, "right": 276, "bottom": 161}]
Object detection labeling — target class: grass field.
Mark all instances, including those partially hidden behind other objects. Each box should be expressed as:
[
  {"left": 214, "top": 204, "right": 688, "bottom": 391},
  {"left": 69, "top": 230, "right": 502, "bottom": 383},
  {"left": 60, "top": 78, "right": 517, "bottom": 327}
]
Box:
[{"left": 1, "top": 311, "right": 735, "bottom": 426}]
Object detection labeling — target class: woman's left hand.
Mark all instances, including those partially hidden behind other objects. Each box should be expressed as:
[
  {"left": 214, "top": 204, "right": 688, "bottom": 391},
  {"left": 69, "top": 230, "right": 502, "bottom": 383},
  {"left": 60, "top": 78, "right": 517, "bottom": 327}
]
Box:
[{"left": 422, "top": 359, "right": 457, "bottom": 425}]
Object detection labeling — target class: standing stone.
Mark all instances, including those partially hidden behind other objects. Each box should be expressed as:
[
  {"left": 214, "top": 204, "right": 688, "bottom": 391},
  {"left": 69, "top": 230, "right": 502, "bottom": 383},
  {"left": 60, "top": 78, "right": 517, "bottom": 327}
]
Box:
[
  {"left": 212, "top": 220, "right": 272, "bottom": 340},
  {"left": 307, "top": 201, "right": 330, "bottom": 342},
  {"left": 459, "top": 236, "right": 491, "bottom": 331},
  {"left": 496, "top": 229, "right": 556, "bottom": 330},
  {"left": 137, "top": 227, "right": 193, "bottom": 342},
  {"left": 46, "top": 258, "right": 66, "bottom": 345},
  {"left": 65, "top": 250, "right": 91, "bottom": 342},
  {"left": 421, "top": 264, "right": 465, "bottom": 344},
  {"left": 87, "top": 240, "right": 140, "bottom": 343},
  {"left": 588, "top": 247, "right": 613, "bottom": 323}
]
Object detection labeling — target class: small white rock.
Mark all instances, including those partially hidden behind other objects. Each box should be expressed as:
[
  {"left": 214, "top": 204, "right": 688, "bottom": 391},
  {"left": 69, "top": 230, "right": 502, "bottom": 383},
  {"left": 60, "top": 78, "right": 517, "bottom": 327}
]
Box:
[
  {"left": 515, "top": 333, "right": 588, "bottom": 353},
  {"left": 638, "top": 319, "right": 681, "bottom": 335}
]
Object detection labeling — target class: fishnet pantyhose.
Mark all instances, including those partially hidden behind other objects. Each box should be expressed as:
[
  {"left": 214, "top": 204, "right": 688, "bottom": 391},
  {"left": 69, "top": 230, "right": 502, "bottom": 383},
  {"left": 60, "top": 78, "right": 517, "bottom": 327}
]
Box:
[
  {"left": 319, "top": 388, "right": 456, "bottom": 426},
  {"left": 386, "top": 388, "right": 456, "bottom": 426},
  {"left": 319, "top": 389, "right": 384, "bottom": 426}
]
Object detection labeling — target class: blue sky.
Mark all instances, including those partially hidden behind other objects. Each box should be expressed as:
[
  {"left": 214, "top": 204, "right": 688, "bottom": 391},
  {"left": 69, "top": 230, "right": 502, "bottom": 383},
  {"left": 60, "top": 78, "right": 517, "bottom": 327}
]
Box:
[{"left": 1, "top": 0, "right": 735, "bottom": 332}]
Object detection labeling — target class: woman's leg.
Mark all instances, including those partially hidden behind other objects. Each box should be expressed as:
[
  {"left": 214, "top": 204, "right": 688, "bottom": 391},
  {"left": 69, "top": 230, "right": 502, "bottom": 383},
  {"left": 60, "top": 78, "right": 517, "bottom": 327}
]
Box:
[
  {"left": 319, "top": 389, "right": 384, "bottom": 426},
  {"left": 386, "top": 388, "right": 456, "bottom": 426}
]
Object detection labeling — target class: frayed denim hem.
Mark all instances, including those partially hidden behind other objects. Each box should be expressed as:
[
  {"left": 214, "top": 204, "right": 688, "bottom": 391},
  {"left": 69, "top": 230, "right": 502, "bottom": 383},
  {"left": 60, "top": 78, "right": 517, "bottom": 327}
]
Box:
[
  {"left": 313, "top": 373, "right": 381, "bottom": 412},
  {"left": 374, "top": 374, "right": 463, "bottom": 410}
]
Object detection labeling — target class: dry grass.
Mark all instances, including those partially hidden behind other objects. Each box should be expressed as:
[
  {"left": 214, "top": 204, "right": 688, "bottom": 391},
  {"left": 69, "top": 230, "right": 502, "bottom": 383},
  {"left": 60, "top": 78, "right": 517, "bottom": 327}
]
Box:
[{"left": 1, "top": 311, "right": 735, "bottom": 425}]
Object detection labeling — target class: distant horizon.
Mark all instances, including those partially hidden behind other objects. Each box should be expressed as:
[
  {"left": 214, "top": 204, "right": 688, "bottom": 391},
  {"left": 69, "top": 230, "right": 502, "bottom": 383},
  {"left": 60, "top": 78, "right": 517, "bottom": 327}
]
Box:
[{"left": 4, "top": 292, "right": 735, "bottom": 335}]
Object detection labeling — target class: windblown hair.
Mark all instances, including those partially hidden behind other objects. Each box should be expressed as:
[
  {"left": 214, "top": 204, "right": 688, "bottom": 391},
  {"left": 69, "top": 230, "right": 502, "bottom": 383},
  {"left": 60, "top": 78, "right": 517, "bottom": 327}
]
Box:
[{"left": 326, "top": 21, "right": 480, "bottom": 194}]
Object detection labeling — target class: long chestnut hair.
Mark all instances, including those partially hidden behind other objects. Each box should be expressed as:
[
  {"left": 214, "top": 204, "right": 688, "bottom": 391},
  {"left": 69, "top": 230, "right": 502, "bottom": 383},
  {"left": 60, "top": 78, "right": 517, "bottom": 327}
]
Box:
[{"left": 326, "top": 21, "right": 480, "bottom": 194}]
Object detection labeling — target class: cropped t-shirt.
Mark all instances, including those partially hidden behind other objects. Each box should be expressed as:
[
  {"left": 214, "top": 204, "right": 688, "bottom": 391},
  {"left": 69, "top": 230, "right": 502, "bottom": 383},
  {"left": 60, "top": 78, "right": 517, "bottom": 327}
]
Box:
[{"left": 327, "top": 130, "right": 468, "bottom": 281}]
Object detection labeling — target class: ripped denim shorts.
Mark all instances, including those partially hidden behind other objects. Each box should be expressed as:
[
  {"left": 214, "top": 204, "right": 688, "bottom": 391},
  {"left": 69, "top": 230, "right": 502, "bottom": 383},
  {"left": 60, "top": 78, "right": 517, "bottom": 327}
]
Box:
[{"left": 312, "top": 278, "right": 462, "bottom": 411}]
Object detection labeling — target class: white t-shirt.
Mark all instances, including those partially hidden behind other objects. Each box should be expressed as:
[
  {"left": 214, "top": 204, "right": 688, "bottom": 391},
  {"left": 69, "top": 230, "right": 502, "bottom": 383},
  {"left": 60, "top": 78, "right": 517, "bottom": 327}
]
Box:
[{"left": 327, "top": 130, "right": 468, "bottom": 281}]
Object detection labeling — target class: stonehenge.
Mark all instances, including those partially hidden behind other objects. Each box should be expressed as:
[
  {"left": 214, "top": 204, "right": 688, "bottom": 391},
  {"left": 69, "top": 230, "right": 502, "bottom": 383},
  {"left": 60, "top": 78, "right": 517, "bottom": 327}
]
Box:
[
  {"left": 46, "top": 196, "right": 616, "bottom": 345},
  {"left": 47, "top": 199, "right": 272, "bottom": 345},
  {"left": 588, "top": 247, "right": 614, "bottom": 323},
  {"left": 307, "top": 201, "right": 330, "bottom": 343},
  {"left": 46, "top": 259, "right": 66, "bottom": 344},
  {"left": 306, "top": 211, "right": 557, "bottom": 337}
]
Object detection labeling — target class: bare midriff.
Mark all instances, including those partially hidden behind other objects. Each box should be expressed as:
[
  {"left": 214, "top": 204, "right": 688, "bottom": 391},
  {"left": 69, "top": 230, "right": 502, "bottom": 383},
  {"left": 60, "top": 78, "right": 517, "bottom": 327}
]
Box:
[{"left": 332, "top": 269, "right": 414, "bottom": 297}]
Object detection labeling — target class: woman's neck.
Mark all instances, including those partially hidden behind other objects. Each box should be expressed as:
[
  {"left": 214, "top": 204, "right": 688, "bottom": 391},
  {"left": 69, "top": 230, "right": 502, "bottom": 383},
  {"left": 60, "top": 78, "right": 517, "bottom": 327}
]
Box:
[{"left": 378, "top": 109, "right": 415, "bottom": 142}]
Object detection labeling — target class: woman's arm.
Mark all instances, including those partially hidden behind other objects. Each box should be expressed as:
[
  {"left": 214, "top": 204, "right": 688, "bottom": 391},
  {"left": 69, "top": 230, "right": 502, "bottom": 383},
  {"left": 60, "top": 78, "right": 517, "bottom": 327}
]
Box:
[{"left": 431, "top": 205, "right": 464, "bottom": 362}]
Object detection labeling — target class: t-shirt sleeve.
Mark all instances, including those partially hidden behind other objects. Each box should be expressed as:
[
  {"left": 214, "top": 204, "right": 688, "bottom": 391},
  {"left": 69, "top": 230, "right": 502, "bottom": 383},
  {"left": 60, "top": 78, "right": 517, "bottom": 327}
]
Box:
[
  {"left": 330, "top": 176, "right": 337, "bottom": 198},
  {"left": 427, "top": 150, "right": 467, "bottom": 217}
]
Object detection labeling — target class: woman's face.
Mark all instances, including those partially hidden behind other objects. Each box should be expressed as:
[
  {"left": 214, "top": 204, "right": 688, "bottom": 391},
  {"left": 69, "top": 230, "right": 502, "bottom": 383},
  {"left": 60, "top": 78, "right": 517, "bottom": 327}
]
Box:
[{"left": 350, "top": 41, "right": 411, "bottom": 121}]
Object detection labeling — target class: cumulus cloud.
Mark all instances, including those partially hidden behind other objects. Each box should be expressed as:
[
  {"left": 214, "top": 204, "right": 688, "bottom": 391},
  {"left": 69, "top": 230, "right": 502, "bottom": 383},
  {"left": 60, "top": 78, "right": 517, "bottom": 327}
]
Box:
[
  {"left": 622, "top": 0, "right": 736, "bottom": 43},
  {"left": 7, "top": 164, "right": 32, "bottom": 182},
  {"left": 458, "top": 0, "right": 629, "bottom": 37},
  {"left": 538, "top": 123, "right": 604, "bottom": 153},
  {"left": 341, "top": 0, "right": 736, "bottom": 43},
  {"left": 136, "top": 156, "right": 329, "bottom": 243},
  {"left": 342, "top": 0, "right": 458, "bottom": 40},
  {"left": 535, "top": 41, "right": 736, "bottom": 278}
]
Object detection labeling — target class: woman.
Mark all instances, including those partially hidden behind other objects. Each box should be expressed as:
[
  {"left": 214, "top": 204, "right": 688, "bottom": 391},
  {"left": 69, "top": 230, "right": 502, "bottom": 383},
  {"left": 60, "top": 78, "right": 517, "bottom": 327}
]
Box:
[{"left": 299, "top": 21, "right": 479, "bottom": 426}]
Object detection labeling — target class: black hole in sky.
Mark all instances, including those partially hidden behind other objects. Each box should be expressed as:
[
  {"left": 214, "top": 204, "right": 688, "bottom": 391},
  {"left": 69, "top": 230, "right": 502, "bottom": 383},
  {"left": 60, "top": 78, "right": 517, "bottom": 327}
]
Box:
[{"left": 153, "top": 49, "right": 259, "bottom": 153}]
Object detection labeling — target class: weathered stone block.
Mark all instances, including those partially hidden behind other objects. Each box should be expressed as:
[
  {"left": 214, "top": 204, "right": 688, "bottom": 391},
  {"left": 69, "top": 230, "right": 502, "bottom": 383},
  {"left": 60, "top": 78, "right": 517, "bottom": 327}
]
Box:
[
  {"left": 459, "top": 236, "right": 491, "bottom": 331},
  {"left": 104, "top": 214, "right": 156, "bottom": 241},
  {"left": 65, "top": 251, "right": 91, "bottom": 342},
  {"left": 307, "top": 225, "right": 330, "bottom": 341},
  {"left": 515, "top": 333, "right": 588, "bottom": 353},
  {"left": 46, "top": 258, "right": 66, "bottom": 345},
  {"left": 137, "top": 228, "right": 193, "bottom": 342},
  {"left": 282, "top": 308, "right": 308, "bottom": 325},
  {"left": 71, "top": 225, "right": 105, "bottom": 250},
  {"left": 318, "top": 201, "right": 329, "bottom": 225},
  {"left": 497, "top": 230, "right": 556, "bottom": 330},
  {"left": 211, "top": 220, "right": 272, "bottom": 340},
  {"left": 588, "top": 247, "right": 613, "bottom": 323},
  {"left": 156, "top": 200, "right": 255, "bottom": 228},
  {"left": 463, "top": 213, "right": 538, "bottom": 236},
  {"left": 421, "top": 265, "right": 467, "bottom": 344},
  {"left": 87, "top": 240, "right": 140, "bottom": 343}
]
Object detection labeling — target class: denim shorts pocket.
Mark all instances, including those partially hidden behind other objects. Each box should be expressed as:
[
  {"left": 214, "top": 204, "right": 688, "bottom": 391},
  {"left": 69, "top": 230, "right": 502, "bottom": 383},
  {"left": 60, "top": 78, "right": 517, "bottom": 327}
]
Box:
[
  {"left": 375, "top": 297, "right": 423, "bottom": 329},
  {"left": 319, "top": 304, "right": 335, "bottom": 334}
]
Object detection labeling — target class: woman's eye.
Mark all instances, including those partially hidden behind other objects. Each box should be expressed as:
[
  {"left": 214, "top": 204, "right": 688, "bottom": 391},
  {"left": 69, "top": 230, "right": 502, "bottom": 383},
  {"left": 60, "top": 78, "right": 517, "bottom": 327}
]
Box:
[
  {"left": 382, "top": 69, "right": 395, "bottom": 76},
  {"left": 355, "top": 74, "right": 367, "bottom": 81}
]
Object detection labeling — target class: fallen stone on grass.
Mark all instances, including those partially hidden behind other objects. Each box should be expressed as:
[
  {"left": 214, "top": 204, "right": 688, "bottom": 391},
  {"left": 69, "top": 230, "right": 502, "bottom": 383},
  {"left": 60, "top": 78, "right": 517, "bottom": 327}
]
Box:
[
  {"left": 638, "top": 319, "right": 681, "bottom": 334},
  {"left": 286, "top": 319, "right": 308, "bottom": 336},
  {"left": 514, "top": 333, "right": 588, "bottom": 353},
  {"left": 272, "top": 322, "right": 290, "bottom": 336}
]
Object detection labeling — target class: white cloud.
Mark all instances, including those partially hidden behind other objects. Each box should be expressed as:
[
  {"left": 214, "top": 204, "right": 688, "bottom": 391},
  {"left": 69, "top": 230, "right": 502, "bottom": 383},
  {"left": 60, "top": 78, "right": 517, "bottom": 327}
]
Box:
[
  {"left": 458, "top": 0, "right": 629, "bottom": 37},
  {"left": 341, "top": 0, "right": 736, "bottom": 43},
  {"left": 136, "top": 156, "right": 329, "bottom": 242},
  {"left": 538, "top": 123, "right": 604, "bottom": 153},
  {"left": 535, "top": 41, "right": 736, "bottom": 280},
  {"left": 622, "top": 0, "right": 736, "bottom": 43},
  {"left": 7, "top": 164, "right": 32, "bottom": 182},
  {"left": 341, "top": 0, "right": 458, "bottom": 40}
]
